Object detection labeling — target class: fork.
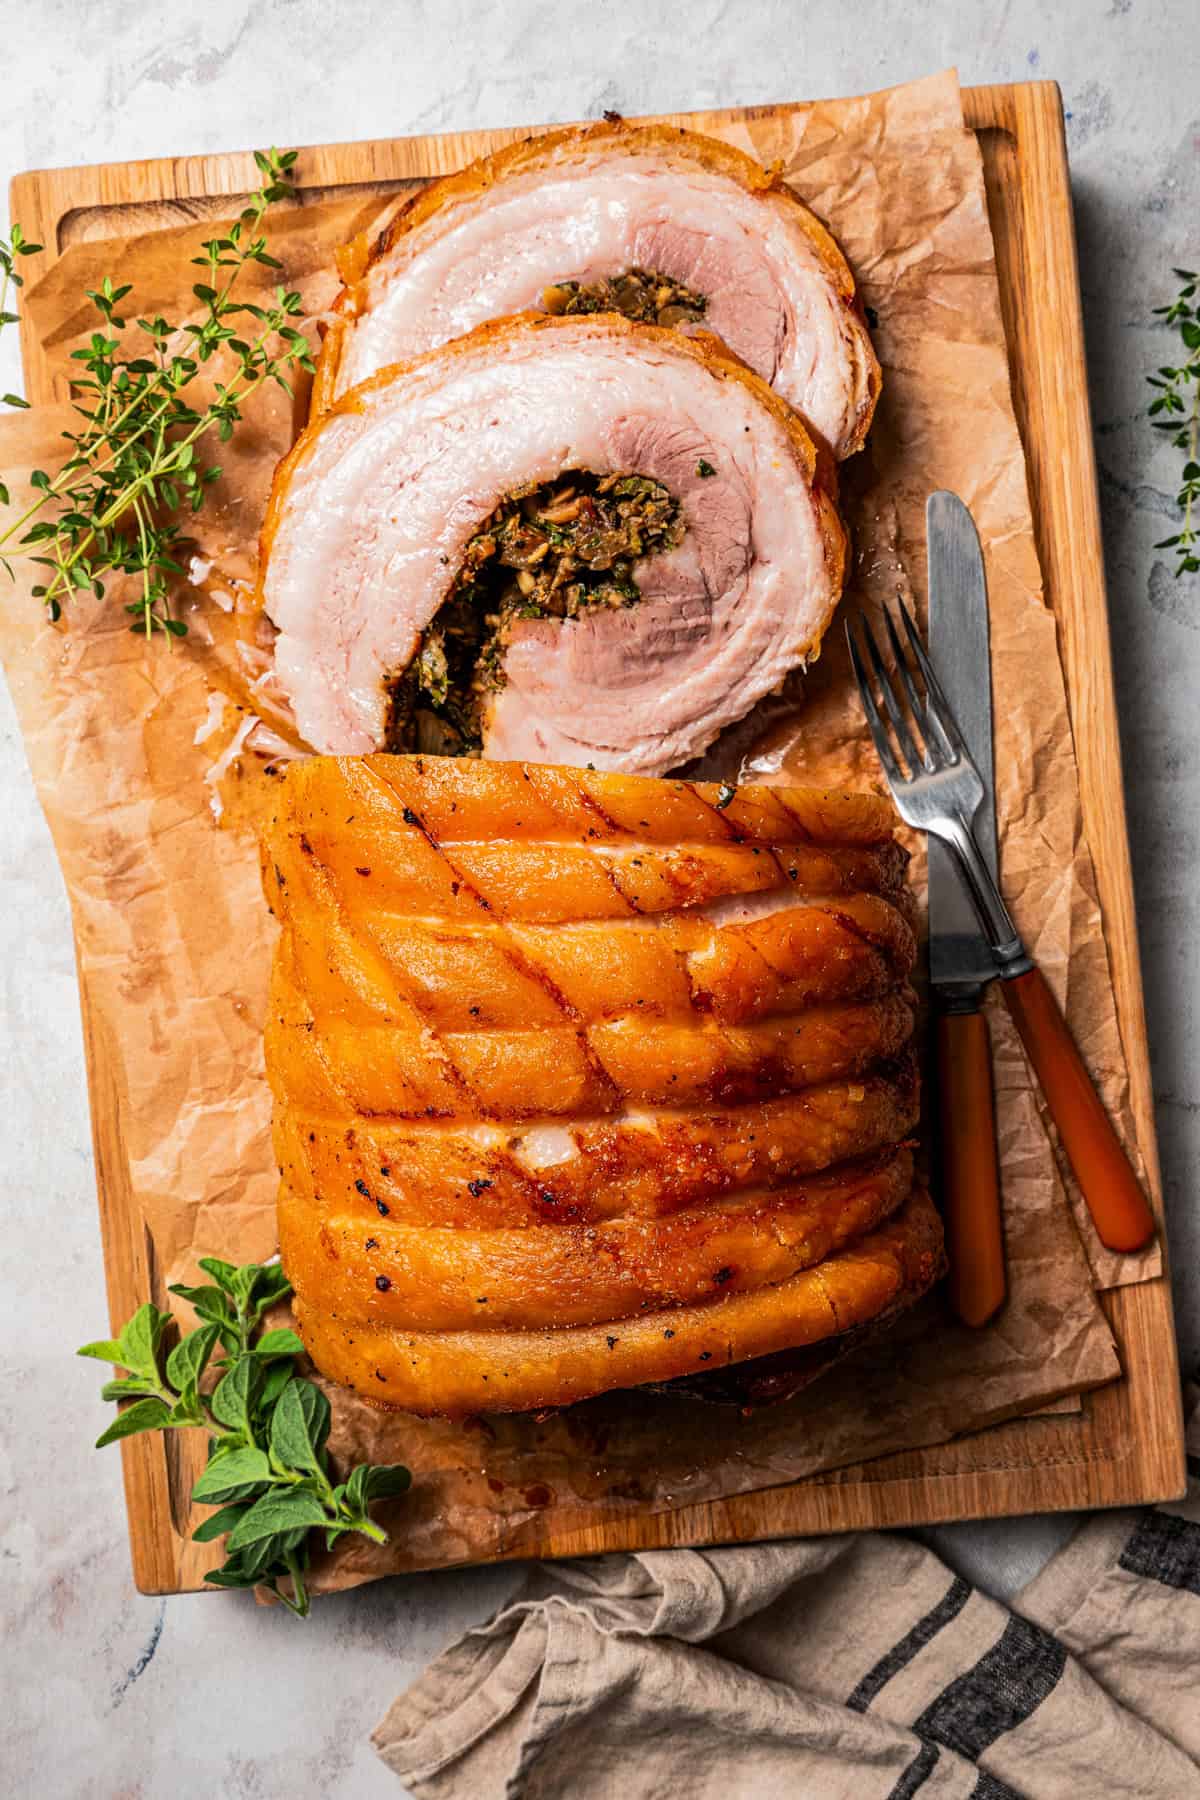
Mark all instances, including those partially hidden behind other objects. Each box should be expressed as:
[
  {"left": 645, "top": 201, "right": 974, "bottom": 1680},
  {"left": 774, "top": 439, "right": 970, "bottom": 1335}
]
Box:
[{"left": 847, "top": 600, "right": 1156, "bottom": 1256}]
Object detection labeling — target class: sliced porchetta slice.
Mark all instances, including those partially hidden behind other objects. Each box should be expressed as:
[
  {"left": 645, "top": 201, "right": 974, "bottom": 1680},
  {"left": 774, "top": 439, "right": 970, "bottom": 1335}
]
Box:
[
  {"left": 259, "top": 315, "right": 846, "bottom": 770},
  {"left": 319, "top": 121, "right": 880, "bottom": 460}
]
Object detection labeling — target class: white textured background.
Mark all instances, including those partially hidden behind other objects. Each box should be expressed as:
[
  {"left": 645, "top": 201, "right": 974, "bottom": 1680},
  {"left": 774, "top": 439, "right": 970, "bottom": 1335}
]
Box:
[{"left": 1, "top": 4, "right": 1196, "bottom": 1794}]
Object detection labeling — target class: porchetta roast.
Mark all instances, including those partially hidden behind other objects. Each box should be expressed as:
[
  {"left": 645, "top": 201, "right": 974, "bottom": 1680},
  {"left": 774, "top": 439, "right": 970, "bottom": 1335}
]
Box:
[
  {"left": 315, "top": 121, "right": 880, "bottom": 462},
  {"left": 252, "top": 121, "right": 932, "bottom": 1419},
  {"left": 260, "top": 314, "right": 847, "bottom": 770},
  {"left": 261, "top": 757, "right": 943, "bottom": 1417}
]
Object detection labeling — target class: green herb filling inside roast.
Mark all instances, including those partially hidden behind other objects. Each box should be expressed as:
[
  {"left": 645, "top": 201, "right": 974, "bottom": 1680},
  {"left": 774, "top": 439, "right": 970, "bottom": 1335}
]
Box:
[
  {"left": 540, "top": 267, "right": 708, "bottom": 328},
  {"left": 383, "top": 470, "right": 684, "bottom": 755}
]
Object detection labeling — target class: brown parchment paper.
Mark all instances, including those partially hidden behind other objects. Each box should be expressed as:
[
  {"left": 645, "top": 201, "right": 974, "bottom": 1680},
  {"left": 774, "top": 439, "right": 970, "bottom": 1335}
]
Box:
[{"left": 0, "top": 71, "right": 1154, "bottom": 1591}]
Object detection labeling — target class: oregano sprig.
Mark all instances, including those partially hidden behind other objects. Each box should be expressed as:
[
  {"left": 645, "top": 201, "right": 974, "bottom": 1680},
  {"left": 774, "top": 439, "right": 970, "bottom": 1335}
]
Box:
[
  {"left": 0, "top": 148, "right": 314, "bottom": 634},
  {"left": 80, "top": 1260, "right": 410, "bottom": 1617},
  {"left": 1148, "top": 266, "right": 1200, "bottom": 579}
]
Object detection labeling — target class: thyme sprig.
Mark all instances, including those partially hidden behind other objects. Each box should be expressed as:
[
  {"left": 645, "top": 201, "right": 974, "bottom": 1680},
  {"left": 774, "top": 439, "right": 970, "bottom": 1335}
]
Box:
[
  {"left": 80, "top": 1259, "right": 409, "bottom": 1618},
  {"left": 0, "top": 224, "right": 42, "bottom": 413},
  {"left": 0, "top": 148, "right": 314, "bottom": 635},
  {"left": 1148, "top": 266, "right": 1200, "bottom": 579}
]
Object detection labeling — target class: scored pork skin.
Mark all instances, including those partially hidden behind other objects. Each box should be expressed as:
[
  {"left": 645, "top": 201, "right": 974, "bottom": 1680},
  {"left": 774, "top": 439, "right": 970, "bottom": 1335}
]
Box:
[
  {"left": 261, "top": 757, "right": 940, "bottom": 1415},
  {"left": 278, "top": 1149, "right": 917, "bottom": 1333},
  {"left": 293, "top": 1187, "right": 944, "bottom": 1417},
  {"left": 259, "top": 315, "right": 846, "bottom": 767},
  {"left": 320, "top": 121, "right": 881, "bottom": 461}
]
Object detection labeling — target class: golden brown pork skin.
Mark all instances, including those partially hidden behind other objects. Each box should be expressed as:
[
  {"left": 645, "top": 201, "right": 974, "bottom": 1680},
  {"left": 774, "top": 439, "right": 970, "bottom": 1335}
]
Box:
[
  {"left": 261, "top": 756, "right": 940, "bottom": 1415},
  {"left": 294, "top": 1189, "right": 944, "bottom": 1416}
]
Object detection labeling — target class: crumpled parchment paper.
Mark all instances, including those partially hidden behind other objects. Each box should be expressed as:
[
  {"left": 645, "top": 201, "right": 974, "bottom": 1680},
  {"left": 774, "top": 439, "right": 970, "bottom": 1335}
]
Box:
[{"left": 0, "top": 70, "right": 1149, "bottom": 1590}]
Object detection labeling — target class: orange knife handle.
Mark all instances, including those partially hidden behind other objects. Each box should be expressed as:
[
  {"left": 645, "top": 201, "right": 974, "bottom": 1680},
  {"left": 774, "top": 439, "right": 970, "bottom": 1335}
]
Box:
[
  {"left": 936, "top": 1008, "right": 1006, "bottom": 1327},
  {"left": 1000, "top": 966, "right": 1155, "bottom": 1252}
]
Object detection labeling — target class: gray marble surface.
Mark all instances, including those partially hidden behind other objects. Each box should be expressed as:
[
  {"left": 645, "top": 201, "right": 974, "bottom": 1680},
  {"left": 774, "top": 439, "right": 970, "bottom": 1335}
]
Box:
[{"left": 1, "top": 4, "right": 1195, "bottom": 1794}]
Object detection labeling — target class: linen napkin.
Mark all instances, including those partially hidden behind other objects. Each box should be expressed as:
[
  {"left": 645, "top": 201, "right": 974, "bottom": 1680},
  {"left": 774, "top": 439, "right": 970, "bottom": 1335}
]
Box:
[{"left": 374, "top": 1391, "right": 1199, "bottom": 1798}]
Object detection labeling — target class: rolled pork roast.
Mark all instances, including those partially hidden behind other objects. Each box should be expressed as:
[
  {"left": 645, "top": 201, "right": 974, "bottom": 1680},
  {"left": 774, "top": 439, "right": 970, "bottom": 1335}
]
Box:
[
  {"left": 261, "top": 756, "right": 943, "bottom": 1416},
  {"left": 253, "top": 137, "right": 935, "bottom": 1423}
]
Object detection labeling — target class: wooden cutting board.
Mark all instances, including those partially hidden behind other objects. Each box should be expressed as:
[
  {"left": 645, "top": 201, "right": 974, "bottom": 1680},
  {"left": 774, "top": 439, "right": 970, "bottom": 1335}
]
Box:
[{"left": 10, "top": 82, "right": 1187, "bottom": 1595}]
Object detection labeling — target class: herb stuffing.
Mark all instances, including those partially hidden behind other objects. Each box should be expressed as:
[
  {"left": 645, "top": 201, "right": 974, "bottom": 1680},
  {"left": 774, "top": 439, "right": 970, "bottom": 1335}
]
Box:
[
  {"left": 541, "top": 266, "right": 707, "bottom": 329},
  {"left": 385, "top": 469, "right": 683, "bottom": 754},
  {"left": 80, "top": 1259, "right": 410, "bottom": 1617}
]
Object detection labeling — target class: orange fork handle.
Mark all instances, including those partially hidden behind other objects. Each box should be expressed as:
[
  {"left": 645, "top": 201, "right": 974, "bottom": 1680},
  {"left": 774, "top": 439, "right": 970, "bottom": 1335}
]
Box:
[
  {"left": 936, "top": 1008, "right": 1006, "bottom": 1327},
  {"left": 1001, "top": 966, "right": 1155, "bottom": 1253}
]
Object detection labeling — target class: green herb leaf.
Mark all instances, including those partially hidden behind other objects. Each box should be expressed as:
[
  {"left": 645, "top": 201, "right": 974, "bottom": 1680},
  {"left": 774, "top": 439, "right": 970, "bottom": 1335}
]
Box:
[
  {"left": 364, "top": 1464, "right": 413, "bottom": 1501},
  {"left": 210, "top": 1354, "right": 259, "bottom": 1440},
  {"left": 191, "top": 1503, "right": 249, "bottom": 1543},
  {"left": 197, "top": 1256, "right": 239, "bottom": 1295},
  {"left": 77, "top": 1337, "right": 125, "bottom": 1365},
  {"left": 253, "top": 1327, "right": 305, "bottom": 1361},
  {"left": 257, "top": 1358, "right": 297, "bottom": 1410},
  {"left": 229, "top": 1264, "right": 263, "bottom": 1311},
  {"left": 192, "top": 1444, "right": 272, "bottom": 1504},
  {"left": 100, "top": 1375, "right": 163, "bottom": 1402},
  {"left": 203, "top": 1564, "right": 261, "bottom": 1591},
  {"left": 168, "top": 1388, "right": 206, "bottom": 1428},
  {"left": 95, "top": 1397, "right": 171, "bottom": 1447},
  {"left": 342, "top": 1462, "right": 370, "bottom": 1516},
  {"left": 268, "top": 1378, "right": 326, "bottom": 1477},
  {"left": 117, "top": 1303, "right": 171, "bottom": 1382},
  {"left": 249, "top": 1263, "right": 293, "bottom": 1318},
  {"left": 168, "top": 1281, "right": 236, "bottom": 1324},
  {"left": 225, "top": 1487, "right": 330, "bottom": 1552},
  {"left": 293, "top": 1378, "right": 332, "bottom": 1456},
  {"left": 165, "top": 1322, "right": 220, "bottom": 1392},
  {"left": 234, "top": 1525, "right": 311, "bottom": 1583}
]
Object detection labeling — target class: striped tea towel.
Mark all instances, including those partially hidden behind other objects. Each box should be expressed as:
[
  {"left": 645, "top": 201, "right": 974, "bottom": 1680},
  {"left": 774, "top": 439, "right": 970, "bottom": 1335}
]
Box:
[{"left": 374, "top": 1390, "right": 1199, "bottom": 1799}]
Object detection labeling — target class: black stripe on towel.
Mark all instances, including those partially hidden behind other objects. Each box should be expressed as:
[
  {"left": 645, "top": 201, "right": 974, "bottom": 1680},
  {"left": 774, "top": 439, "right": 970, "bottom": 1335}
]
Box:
[
  {"left": 913, "top": 1615, "right": 1066, "bottom": 1762},
  {"left": 884, "top": 1744, "right": 1022, "bottom": 1800},
  {"left": 885, "top": 1741, "right": 939, "bottom": 1799},
  {"left": 1118, "top": 1511, "right": 1200, "bottom": 1596},
  {"left": 847, "top": 1576, "right": 972, "bottom": 1712},
  {"left": 971, "top": 1770, "right": 1023, "bottom": 1800}
]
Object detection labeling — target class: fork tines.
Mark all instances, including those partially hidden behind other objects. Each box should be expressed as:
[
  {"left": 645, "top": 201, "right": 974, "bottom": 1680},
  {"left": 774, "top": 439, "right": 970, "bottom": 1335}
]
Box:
[{"left": 846, "top": 600, "right": 962, "bottom": 784}]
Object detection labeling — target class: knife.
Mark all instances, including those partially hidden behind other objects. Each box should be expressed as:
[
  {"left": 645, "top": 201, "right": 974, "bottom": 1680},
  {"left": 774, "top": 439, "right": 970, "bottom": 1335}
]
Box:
[{"left": 926, "top": 492, "right": 1006, "bottom": 1327}]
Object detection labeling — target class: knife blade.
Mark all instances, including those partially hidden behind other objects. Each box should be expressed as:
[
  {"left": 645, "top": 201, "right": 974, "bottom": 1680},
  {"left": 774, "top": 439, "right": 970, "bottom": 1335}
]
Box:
[
  {"left": 926, "top": 490, "right": 1006, "bottom": 1326},
  {"left": 927, "top": 492, "right": 997, "bottom": 999}
]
